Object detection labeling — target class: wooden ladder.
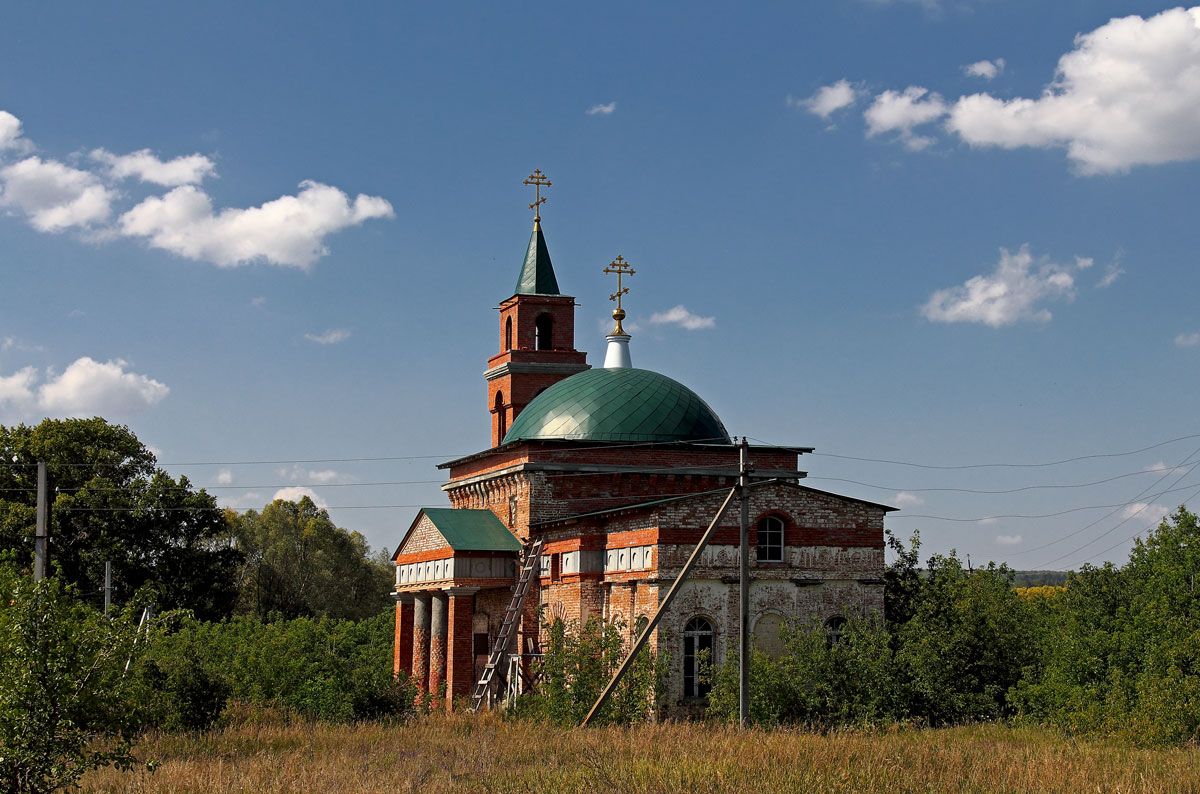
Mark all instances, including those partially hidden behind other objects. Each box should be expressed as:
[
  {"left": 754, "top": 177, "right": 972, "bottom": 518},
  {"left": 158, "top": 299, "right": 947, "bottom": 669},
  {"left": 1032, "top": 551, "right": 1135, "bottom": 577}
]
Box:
[{"left": 470, "top": 536, "right": 544, "bottom": 712}]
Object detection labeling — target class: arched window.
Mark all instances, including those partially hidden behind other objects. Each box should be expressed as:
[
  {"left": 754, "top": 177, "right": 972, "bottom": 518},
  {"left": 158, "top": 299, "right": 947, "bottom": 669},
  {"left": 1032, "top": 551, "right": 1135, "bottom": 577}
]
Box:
[
  {"left": 825, "top": 615, "right": 847, "bottom": 646},
  {"left": 504, "top": 317, "right": 513, "bottom": 351},
  {"left": 534, "top": 314, "right": 553, "bottom": 351},
  {"left": 756, "top": 516, "right": 784, "bottom": 562},
  {"left": 683, "top": 616, "right": 715, "bottom": 699},
  {"left": 753, "top": 613, "right": 786, "bottom": 658},
  {"left": 494, "top": 391, "right": 506, "bottom": 440}
]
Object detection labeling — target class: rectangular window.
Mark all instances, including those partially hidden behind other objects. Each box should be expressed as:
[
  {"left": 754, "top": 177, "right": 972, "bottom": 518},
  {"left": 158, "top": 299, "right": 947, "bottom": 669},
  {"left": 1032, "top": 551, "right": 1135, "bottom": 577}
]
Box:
[{"left": 756, "top": 516, "right": 784, "bottom": 562}]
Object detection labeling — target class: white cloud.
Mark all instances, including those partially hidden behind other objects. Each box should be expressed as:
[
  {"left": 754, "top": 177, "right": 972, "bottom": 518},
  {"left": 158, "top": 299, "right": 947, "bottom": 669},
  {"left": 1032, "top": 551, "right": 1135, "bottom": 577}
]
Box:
[
  {"left": 217, "top": 491, "right": 264, "bottom": 510},
  {"left": 586, "top": 102, "right": 617, "bottom": 116},
  {"left": 947, "top": 7, "right": 1200, "bottom": 174},
  {"left": 963, "top": 58, "right": 1006, "bottom": 80},
  {"left": 1175, "top": 331, "right": 1200, "bottom": 348},
  {"left": 1122, "top": 502, "right": 1170, "bottom": 527},
  {"left": 215, "top": 468, "right": 234, "bottom": 485},
  {"left": 921, "top": 245, "right": 1082, "bottom": 327},
  {"left": 3, "top": 357, "right": 168, "bottom": 419},
  {"left": 0, "top": 367, "right": 37, "bottom": 411},
  {"left": 995, "top": 534, "right": 1023, "bottom": 546},
  {"left": 864, "top": 86, "right": 948, "bottom": 150},
  {"left": 278, "top": 465, "right": 346, "bottom": 484},
  {"left": 647, "top": 305, "right": 716, "bottom": 331},
  {"left": 304, "top": 328, "right": 351, "bottom": 345},
  {"left": 1097, "top": 263, "right": 1124, "bottom": 288},
  {"left": 37, "top": 357, "right": 169, "bottom": 416},
  {"left": 250, "top": 296, "right": 267, "bottom": 307},
  {"left": 0, "top": 111, "right": 33, "bottom": 155},
  {"left": 272, "top": 486, "right": 328, "bottom": 509},
  {"left": 1, "top": 337, "right": 13, "bottom": 352},
  {"left": 0, "top": 156, "right": 115, "bottom": 232},
  {"left": 894, "top": 491, "right": 925, "bottom": 508},
  {"left": 91, "top": 148, "right": 216, "bottom": 187},
  {"left": 792, "top": 80, "right": 860, "bottom": 120},
  {"left": 119, "top": 181, "right": 393, "bottom": 269}
]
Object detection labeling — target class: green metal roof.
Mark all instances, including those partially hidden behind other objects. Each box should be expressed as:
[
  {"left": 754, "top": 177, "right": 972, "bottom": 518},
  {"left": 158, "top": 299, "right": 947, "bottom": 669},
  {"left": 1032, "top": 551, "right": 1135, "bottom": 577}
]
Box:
[
  {"left": 421, "top": 508, "right": 521, "bottom": 552},
  {"left": 514, "top": 223, "right": 561, "bottom": 295},
  {"left": 503, "top": 367, "right": 731, "bottom": 444}
]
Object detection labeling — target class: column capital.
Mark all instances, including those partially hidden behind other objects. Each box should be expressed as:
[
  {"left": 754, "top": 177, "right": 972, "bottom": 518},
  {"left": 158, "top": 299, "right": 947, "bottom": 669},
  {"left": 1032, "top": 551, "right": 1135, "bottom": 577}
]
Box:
[
  {"left": 392, "top": 592, "right": 414, "bottom": 604},
  {"left": 443, "top": 586, "right": 480, "bottom": 597}
]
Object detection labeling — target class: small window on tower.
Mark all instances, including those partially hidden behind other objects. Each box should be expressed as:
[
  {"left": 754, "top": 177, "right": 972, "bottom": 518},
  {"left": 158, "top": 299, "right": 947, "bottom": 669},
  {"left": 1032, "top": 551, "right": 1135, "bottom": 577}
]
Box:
[
  {"left": 494, "top": 391, "right": 506, "bottom": 440},
  {"left": 535, "top": 314, "right": 553, "bottom": 350},
  {"left": 504, "top": 317, "right": 513, "bottom": 351}
]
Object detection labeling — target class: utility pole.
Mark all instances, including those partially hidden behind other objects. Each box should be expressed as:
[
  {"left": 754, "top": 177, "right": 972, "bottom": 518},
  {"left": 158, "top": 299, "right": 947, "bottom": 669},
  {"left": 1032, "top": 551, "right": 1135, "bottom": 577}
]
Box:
[
  {"left": 738, "top": 436, "right": 751, "bottom": 728},
  {"left": 33, "top": 460, "right": 49, "bottom": 582},
  {"left": 104, "top": 561, "right": 112, "bottom": 616}
]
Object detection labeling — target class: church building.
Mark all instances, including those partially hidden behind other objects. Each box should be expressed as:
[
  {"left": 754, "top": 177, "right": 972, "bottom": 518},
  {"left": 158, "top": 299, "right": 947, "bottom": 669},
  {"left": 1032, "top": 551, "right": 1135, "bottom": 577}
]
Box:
[{"left": 391, "top": 172, "right": 893, "bottom": 711}]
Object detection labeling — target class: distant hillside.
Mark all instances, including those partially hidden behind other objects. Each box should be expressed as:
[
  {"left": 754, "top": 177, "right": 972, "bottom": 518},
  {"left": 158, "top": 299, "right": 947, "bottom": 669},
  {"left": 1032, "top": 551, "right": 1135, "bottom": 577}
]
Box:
[{"left": 1011, "top": 570, "right": 1069, "bottom": 587}]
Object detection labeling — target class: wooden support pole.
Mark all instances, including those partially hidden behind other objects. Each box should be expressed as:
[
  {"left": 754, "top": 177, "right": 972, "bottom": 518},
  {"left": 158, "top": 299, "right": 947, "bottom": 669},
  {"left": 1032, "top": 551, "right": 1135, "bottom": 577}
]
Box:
[
  {"left": 33, "top": 460, "right": 49, "bottom": 582},
  {"left": 738, "top": 437, "right": 751, "bottom": 728},
  {"left": 581, "top": 486, "right": 738, "bottom": 728}
]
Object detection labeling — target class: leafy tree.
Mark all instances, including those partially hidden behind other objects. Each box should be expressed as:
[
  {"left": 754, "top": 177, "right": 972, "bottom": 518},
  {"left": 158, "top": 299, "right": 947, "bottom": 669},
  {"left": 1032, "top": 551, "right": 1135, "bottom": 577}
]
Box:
[
  {"left": 0, "top": 560, "right": 155, "bottom": 792},
  {"left": 228, "top": 496, "right": 393, "bottom": 620},
  {"left": 896, "top": 553, "right": 1036, "bottom": 724},
  {"left": 0, "top": 418, "right": 241, "bottom": 619}
]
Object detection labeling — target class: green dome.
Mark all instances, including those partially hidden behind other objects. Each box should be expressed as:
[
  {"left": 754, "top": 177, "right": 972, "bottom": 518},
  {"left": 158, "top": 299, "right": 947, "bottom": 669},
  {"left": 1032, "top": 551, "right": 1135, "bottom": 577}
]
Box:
[{"left": 503, "top": 367, "right": 731, "bottom": 444}]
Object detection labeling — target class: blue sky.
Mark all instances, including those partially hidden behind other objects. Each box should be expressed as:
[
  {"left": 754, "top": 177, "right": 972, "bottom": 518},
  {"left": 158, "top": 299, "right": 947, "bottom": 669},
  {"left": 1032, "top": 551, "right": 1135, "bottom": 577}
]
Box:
[{"left": 2, "top": 1, "right": 1199, "bottom": 569}]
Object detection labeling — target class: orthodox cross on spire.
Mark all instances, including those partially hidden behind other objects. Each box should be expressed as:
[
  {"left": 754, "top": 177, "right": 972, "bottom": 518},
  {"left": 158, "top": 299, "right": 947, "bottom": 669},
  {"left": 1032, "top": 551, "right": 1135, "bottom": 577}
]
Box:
[
  {"left": 522, "top": 168, "right": 552, "bottom": 226},
  {"left": 603, "top": 254, "right": 636, "bottom": 336}
]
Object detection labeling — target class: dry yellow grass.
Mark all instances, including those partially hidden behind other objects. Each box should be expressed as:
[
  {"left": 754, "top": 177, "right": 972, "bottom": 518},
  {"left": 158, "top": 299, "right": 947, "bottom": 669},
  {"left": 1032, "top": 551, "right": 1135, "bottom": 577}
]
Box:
[{"left": 84, "top": 714, "right": 1200, "bottom": 794}]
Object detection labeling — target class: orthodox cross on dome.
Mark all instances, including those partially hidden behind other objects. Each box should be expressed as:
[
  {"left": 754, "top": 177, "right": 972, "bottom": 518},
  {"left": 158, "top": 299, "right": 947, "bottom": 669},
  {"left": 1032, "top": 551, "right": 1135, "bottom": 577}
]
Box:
[
  {"left": 603, "top": 254, "right": 636, "bottom": 336},
  {"left": 522, "top": 168, "right": 552, "bottom": 226}
]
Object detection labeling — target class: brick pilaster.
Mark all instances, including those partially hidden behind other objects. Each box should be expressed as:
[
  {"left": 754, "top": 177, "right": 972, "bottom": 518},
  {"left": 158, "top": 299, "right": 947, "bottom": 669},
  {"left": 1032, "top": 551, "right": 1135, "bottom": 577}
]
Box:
[
  {"left": 393, "top": 594, "right": 414, "bottom": 679},
  {"left": 445, "top": 587, "right": 479, "bottom": 712}
]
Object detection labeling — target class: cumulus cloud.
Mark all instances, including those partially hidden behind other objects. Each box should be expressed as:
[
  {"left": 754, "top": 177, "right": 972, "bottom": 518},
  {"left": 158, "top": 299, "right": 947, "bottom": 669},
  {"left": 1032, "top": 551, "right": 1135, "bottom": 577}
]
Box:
[
  {"left": 586, "top": 102, "right": 617, "bottom": 116},
  {"left": 995, "top": 534, "right": 1023, "bottom": 546},
  {"left": 0, "top": 367, "right": 37, "bottom": 410},
  {"left": 921, "top": 245, "right": 1084, "bottom": 327},
  {"left": 963, "top": 58, "right": 1005, "bottom": 80},
  {"left": 0, "top": 108, "right": 394, "bottom": 266},
  {"left": 250, "top": 296, "right": 267, "bottom": 307},
  {"left": 894, "top": 491, "right": 925, "bottom": 508},
  {"left": 304, "top": 328, "right": 352, "bottom": 345},
  {"left": 215, "top": 468, "right": 234, "bottom": 485},
  {"left": 1175, "top": 331, "right": 1200, "bottom": 348},
  {"left": 38, "top": 357, "right": 169, "bottom": 416},
  {"left": 864, "top": 86, "right": 948, "bottom": 150},
  {"left": 119, "top": 181, "right": 394, "bottom": 269},
  {"left": 91, "top": 148, "right": 216, "bottom": 186},
  {"left": 947, "top": 7, "right": 1200, "bottom": 173},
  {"left": 0, "top": 156, "right": 115, "bottom": 231},
  {"left": 792, "top": 80, "right": 860, "bottom": 120},
  {"left": 272, "top": 486, "right": 328, "bottom": 509},
  {"left": 0, "top": 111, "right": 32, "bottom": 154},
  {"left": 648, "top": 305, "right": 716, "bottom": 331},
  {"left": 0, "top": 357, "right": 168, "bottom": 418}
]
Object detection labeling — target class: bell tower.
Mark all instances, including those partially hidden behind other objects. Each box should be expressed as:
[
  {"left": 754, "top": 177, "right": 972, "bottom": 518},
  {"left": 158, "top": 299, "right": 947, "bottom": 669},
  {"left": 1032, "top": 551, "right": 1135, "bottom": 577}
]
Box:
[{"left": 484, "top": 170, "right": 588, "bottom": 447}]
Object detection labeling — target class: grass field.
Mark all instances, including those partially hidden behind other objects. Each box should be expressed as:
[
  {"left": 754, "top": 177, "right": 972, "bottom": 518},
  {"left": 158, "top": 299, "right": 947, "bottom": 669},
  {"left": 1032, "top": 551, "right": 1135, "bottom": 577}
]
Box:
[{"left": 82, "top": 715, "right": 1200, "bottom": 793}]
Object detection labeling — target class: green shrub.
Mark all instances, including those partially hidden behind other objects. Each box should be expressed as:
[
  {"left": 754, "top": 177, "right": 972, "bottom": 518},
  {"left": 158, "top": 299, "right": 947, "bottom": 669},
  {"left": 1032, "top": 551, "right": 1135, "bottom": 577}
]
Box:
[{"left": 514, "top": 616, "right": 665, "bottom": 725}]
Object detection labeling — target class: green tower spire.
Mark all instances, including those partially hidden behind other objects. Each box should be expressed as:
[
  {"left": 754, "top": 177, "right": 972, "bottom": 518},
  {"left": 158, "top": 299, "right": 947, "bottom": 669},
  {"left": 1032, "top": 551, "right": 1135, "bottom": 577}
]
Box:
[
  {"left": 515, "top": 168, "right": 561, "bottom": 296},
  {"left": 514, "top": 218, "right": 561, "bottom": 295}
]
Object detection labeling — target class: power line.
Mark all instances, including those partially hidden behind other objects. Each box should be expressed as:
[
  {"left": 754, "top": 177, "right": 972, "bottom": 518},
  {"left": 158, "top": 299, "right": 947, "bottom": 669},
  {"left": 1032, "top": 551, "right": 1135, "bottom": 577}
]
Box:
[
  {"left": 1035, "top": 458, "right": 1200, "bottom": 568},
  {"left": 1076, "top": 482, "right": 1200, "bottom": 567},
  {"left": 887, "top": 480, "right": 1200, "bottom": 523},
  {"left": 753, "top": 432, "right": 1200, "bottom": 471},
  {"left": 1006, "top": 447, "right": 1200, "bottom": 557}
]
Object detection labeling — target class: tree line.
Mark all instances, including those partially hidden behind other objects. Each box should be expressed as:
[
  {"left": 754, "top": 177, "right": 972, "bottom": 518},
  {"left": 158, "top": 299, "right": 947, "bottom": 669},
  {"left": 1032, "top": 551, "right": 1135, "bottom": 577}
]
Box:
[{"left": 0, "top": 417, "right": 394, "bottom": 622}]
